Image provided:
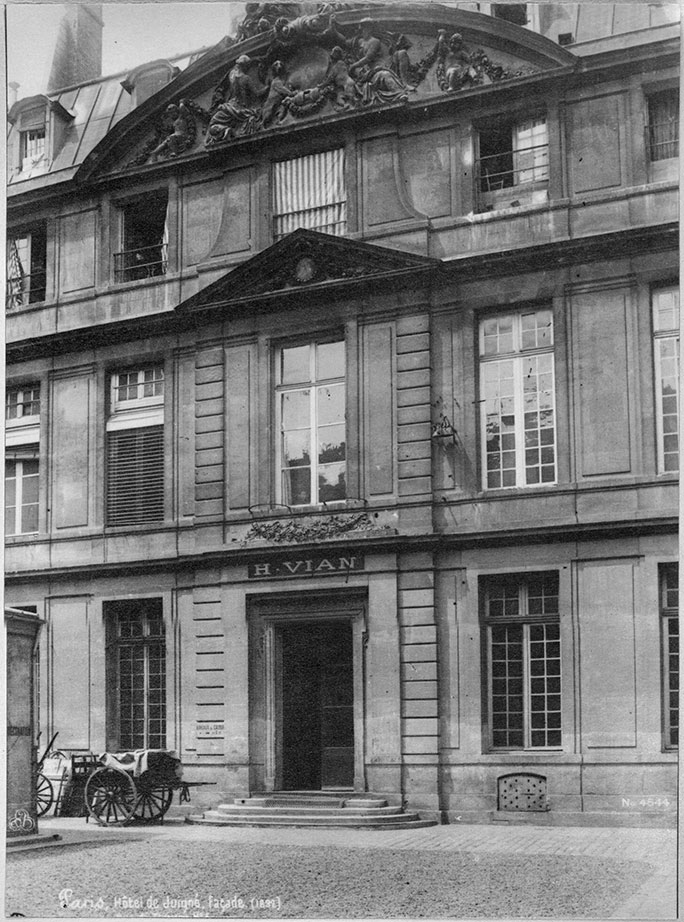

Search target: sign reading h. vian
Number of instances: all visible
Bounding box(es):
[248,553,365,579]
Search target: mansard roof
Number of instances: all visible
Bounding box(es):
[178,227,440,316]
[6,47,210,192]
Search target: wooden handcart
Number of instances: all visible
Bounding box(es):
[35,732,67,817]
[84,750,212,826]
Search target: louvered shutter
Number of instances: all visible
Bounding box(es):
[106,426,164,525]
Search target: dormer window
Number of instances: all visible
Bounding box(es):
[20,126,46,166]
[8,95,74,179]
[121,60,180,107]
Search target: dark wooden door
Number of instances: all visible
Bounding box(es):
[280,621,353,790]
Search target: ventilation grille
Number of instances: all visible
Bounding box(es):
[498,773,548,812]
[106,426,164,526]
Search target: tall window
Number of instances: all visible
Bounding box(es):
[5,452,39,536]
[477,116,548,205]
[482,572,561,750]
[653,285,679,473]
[6,225,47,308]
[106,366,164,526]
[480,308,556,489]
[114,191,169,283]
[648,90,679,161]
[105,599,166,750]
[661,565,679,748]
[5,383,41,537]
[272,149,347,240]
[276,340,346,506]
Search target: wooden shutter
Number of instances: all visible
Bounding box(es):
[106,426,164,526]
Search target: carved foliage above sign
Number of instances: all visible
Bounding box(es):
[126,8,538,167]
[243,511,395,544]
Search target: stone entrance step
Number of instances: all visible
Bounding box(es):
[186,794,437,829]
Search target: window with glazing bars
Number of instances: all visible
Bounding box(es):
[106,367,164,526]
[653,286,679,473]
[272,149,347,240]
[6,383,40,421]
[482,572,561,750]
[276,340,346,506]
[661,565,679,748]
[648,91,679,161]
[479,309,556,489]
[20,126,46,162]
[5,383,41,537]
[5,449,39,536]
[106,599,166,750]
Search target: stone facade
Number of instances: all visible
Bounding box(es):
[5,3,679,825]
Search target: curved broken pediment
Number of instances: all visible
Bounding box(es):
[77,3,577,180]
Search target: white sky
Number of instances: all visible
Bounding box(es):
[5,2,247,98]
[5,1,682,100]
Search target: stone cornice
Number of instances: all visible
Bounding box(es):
[5,221,677,364]
[5,514,677,584]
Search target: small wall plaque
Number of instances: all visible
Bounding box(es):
[196,721,224,739]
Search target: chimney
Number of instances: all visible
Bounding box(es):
[8,82,20,107]
[47,4,103,93]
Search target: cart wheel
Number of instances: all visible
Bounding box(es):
[132,784,173,823]
[84,767,137,826]
[36,773,54,817]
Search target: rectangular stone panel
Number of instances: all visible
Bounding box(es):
[567,95,622,193]
[578,559,637,748]
[572,287,632,476]
[50,598,90,749]
[60,209,96,293]
[51,374,91,528]
[365,323,395,496]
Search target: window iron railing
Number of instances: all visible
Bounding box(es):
[476,143,549,193]
[5,271,47,309]
[113,243,168,283]
[646,122,679,162]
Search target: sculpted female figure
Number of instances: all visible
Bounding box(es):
[207,55,268,142]
[350,19,408,106]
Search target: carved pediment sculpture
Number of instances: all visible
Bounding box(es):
[128,98,209,167]
[99,6,573,173]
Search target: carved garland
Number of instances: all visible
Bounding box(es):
[243,511,394,544]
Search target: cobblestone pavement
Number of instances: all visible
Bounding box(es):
[6,818,677,920]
